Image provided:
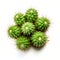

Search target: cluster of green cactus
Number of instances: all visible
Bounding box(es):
[8,8,50,51]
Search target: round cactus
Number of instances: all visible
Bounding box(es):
[35,17,50,31]
[16,36,30,50]
[8,8,50,51]
[14,13,25,26]
[25,8,38,22]
[21,22,35,35]
[31,31,47,48]
[8,25,21,38]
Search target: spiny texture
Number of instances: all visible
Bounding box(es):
[25,8,38,22]
[31,32,47,48]
[35,17,50,31]
[21,22,35,35]
[14,13,25,26]
[16,36,30,50]
[8,8,50,51]
[8,25,21,38]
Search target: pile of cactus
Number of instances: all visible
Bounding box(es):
[8,8,50,51]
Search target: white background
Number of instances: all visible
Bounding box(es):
[0,0,60,60]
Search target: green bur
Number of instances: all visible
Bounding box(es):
[16,36,30,50]
[35,17,50,32]
[8,25,21,38]
[21,22,35,35]
[31,31,47,48]
[25,8,38,22]
[14,13,25,26]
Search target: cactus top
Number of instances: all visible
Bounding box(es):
[25,8,38,22]
[14,13,25,26]
[21,22,35,35]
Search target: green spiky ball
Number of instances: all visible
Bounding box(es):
[16,36,30,50]
[35,17,50,31]
[31,31,47,48]
[21,22,35,35]
[14,13,25,26]
[8,25,21,38]
[25,8,38,22]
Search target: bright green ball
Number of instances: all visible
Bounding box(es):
[21,22,35,35]
[31,31,47,48]
[25,8,38,22]
[16,36,30,50]
[14,13,25,26]
[8,25,21,38]
[35,17,50,31]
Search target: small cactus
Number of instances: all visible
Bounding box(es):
[21,22,35,35]
[31,31,47,48]
[16,36,30,50]
[35,17,50,31]
[25,8,38,22]
[14,13,25,26]
[8,25,21,38]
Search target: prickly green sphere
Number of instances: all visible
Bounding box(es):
[21,22,35,35]
[14,13,25,26]
[16,36,30,50]
[25,8,38,22]
[8,25,21,38]
[35,17,50,31]
[31,31,47,48]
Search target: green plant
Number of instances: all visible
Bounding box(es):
[25,8,38,22]
[14,13,25,26]
[8,8,50,51]
[16,36,30,50]
[21,22,35,35]
[8,25,21,38]
[35,17,50,31]
[31,31,46,48]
